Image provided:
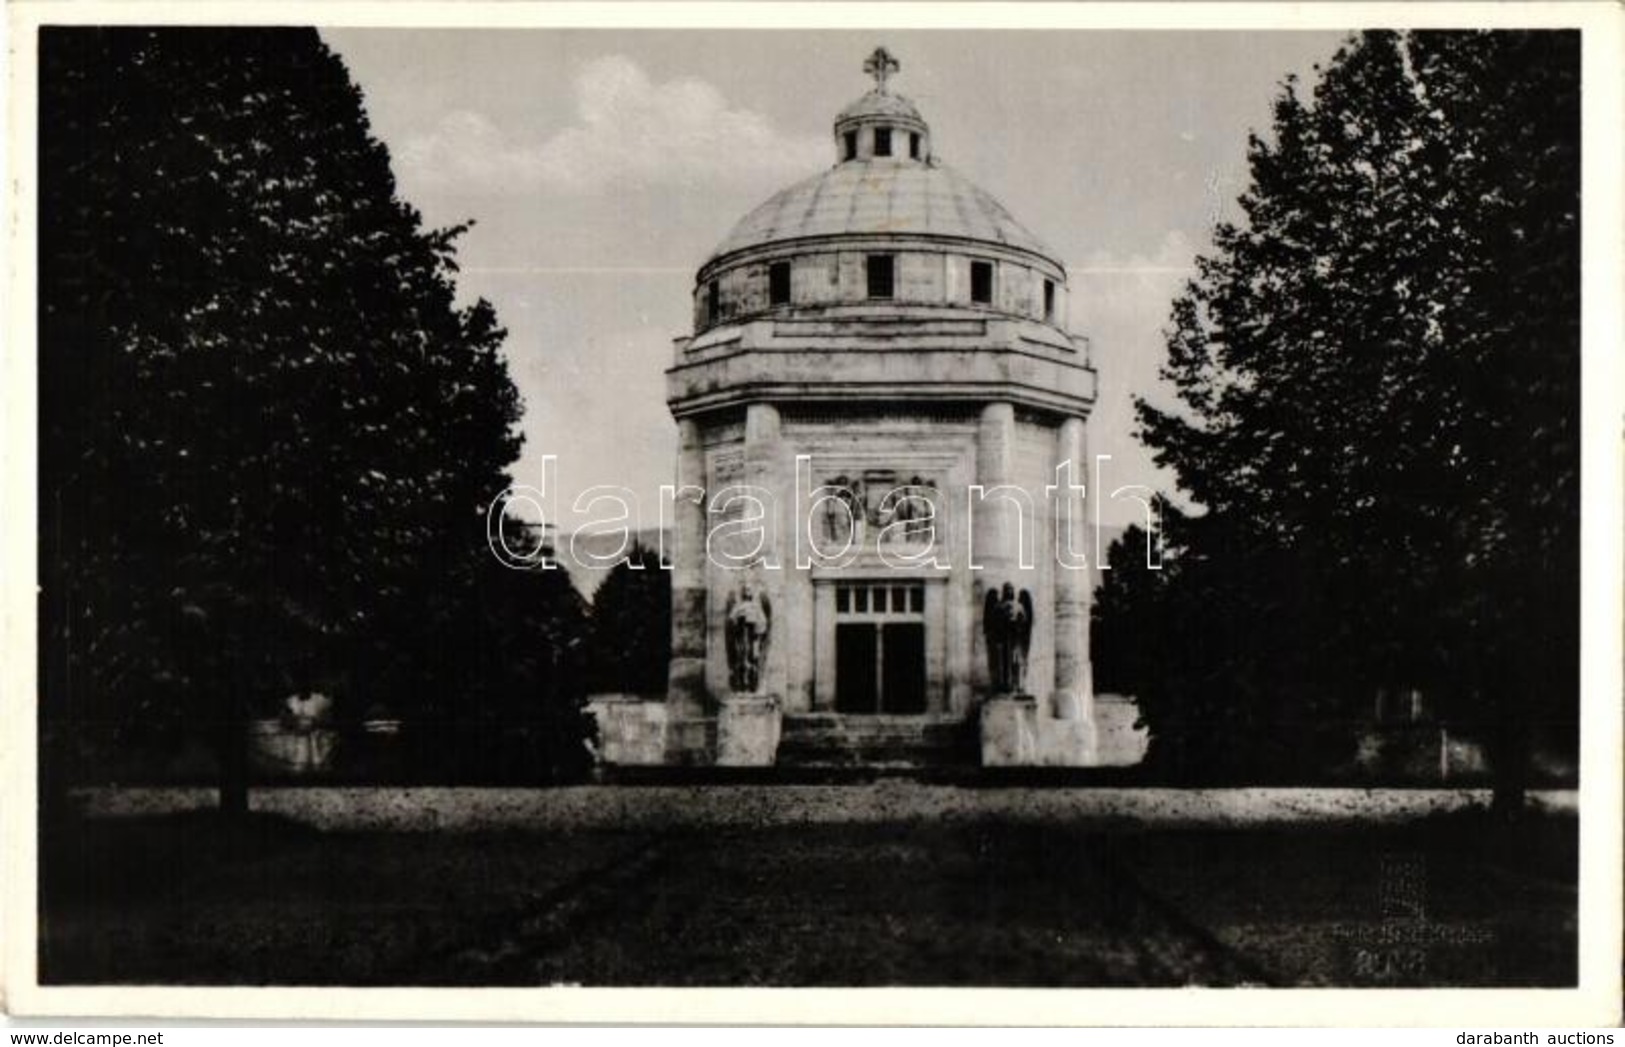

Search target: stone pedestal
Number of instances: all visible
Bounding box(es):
[980,694,1039,766]
[1034,715,1097,766]
[716,694,782,766]
[665,716,718,766]
[980,693,1106,767]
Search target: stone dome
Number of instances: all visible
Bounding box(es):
[836,87,925,124]
[707,160,1056,265]
[689,47,1072,337]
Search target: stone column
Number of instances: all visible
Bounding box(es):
[743,403,787,700]
[923,580,949,714]
[946,571,975,714]
[667,417,708,719]
[813,582,838,712]
[972,402,1017,694]
[1052,416,1094,721]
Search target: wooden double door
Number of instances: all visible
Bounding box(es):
[833,582,926,715]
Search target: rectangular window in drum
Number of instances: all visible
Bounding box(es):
[971,260,993,304]
[867,255,895,299]
[769,261,791,305]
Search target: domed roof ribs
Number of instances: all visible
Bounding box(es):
[946,167,980,247]
[764,179,796,243]
[704,165,1058,267]
[843,166,865,239]
[790,168,827,247]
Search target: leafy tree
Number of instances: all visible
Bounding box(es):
[1097,31,1579,805]
[1093,515,1353,782]
[586,544,672,696]
[37,28,585,810]
[412,520,596,784]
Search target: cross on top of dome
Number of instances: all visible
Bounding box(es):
[864,46,900,91]
[834,48,929,164]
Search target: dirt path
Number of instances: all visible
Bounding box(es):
[71,783,1578,832]
[415,822,1278,987]
[41,789,1577,987]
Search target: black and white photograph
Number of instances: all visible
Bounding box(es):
[6,1,1621,1028]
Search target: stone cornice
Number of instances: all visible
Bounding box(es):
[674,315,1090,364]
[667,344,1097,421]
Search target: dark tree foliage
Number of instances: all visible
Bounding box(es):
[585,544,672,696]
[412,521,596,784]
[1093,31,1579,803]
[38,28,591,807]
[1093,514,1355,782]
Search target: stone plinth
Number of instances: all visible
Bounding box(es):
[1050,689,1085,721]
[981,694,1115,767]
[665,716,718,766]
[716,695,782,766]
[1092,694,1150,767]
[587,696,669,766]
[980,695,1039,766]
[1033,716,1097,766]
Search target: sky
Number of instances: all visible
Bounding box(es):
[320,28,1348,529]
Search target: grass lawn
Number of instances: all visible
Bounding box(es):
[39,794,1575,987]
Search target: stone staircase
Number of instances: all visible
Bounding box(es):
[776,713,976,768]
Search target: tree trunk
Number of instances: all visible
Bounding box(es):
[1488,677,1529,819]
[217,690,249,819]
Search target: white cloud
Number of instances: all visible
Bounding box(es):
[395,55,828,195]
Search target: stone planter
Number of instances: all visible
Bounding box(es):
[248,719,339,776]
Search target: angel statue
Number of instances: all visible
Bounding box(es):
[725,582,772,694]
[983,581,1034,695]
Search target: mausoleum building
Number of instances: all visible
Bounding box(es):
[593,49,1130,768]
